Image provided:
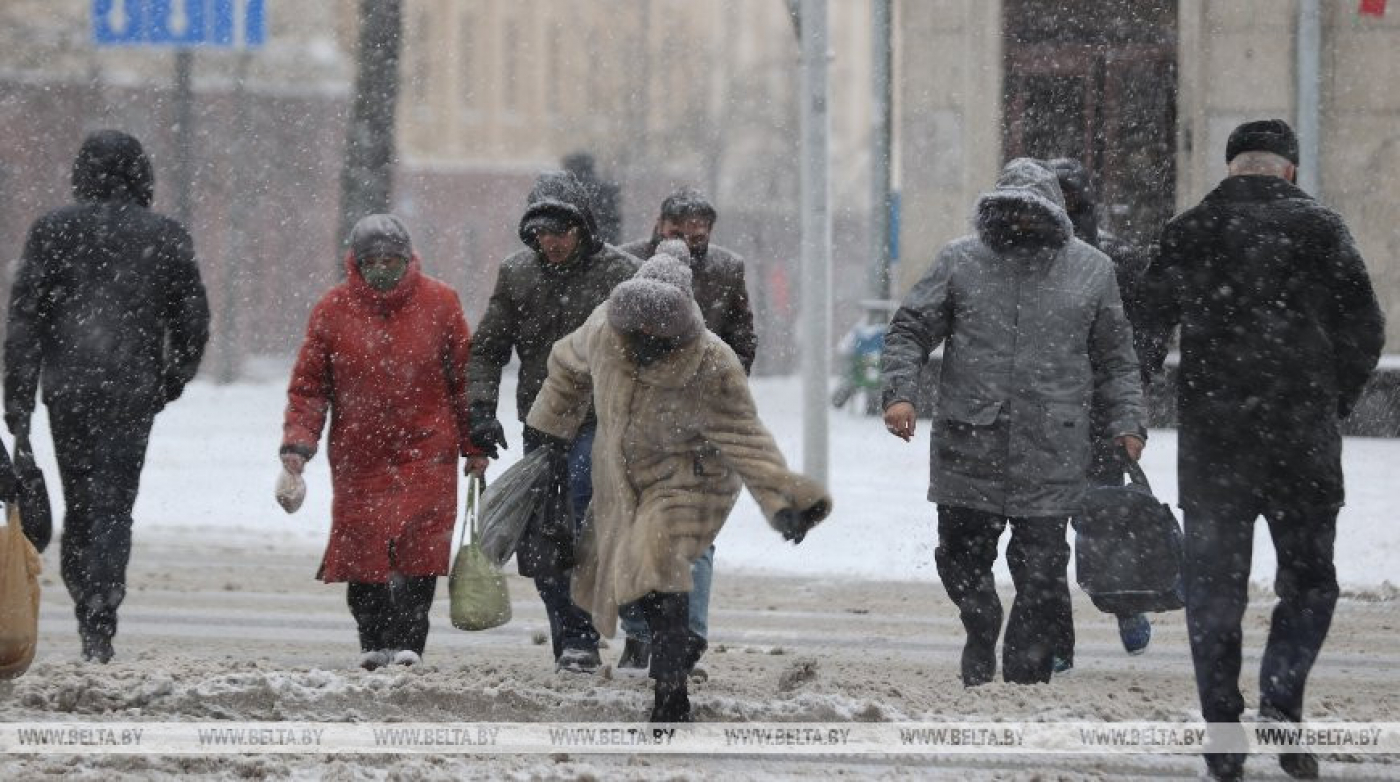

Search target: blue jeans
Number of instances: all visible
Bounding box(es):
[526,423,600,658]
[619,545,715,642]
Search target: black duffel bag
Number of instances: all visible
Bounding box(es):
[1075,453,1184,615]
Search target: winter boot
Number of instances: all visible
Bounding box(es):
[617,637,651,676]
[651,677,692,723]
[1117,613,1152,655]
[392,650,423,667]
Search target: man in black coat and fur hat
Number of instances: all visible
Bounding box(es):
[4,130,210,663]
[1137,119,1385,782]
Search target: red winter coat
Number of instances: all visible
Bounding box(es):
[282,255,479,583]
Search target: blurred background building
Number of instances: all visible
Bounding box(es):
[0,0,1395,381]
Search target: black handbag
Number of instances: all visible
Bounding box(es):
[1075,452,1184,615]
[11,436,51,553]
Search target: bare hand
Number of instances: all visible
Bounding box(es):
[281,453,307,476]
[465,455,491,477]
[1115,434,1145,462]
[884,401,916,441]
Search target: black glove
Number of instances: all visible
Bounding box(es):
[773,500,830,545]
[467,403,508,458]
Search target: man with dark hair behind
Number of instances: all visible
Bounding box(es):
[614,189,758,675]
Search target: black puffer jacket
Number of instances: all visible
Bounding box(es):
[1137,175,1385,511]
[4,130,210,428]
[467,171,639,423]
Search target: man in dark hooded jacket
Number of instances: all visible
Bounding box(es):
[4,130,210,663]
[466,170,639,673]
[1047,158,1154,663]
[881,158,1146,687]
[1137,119,1384,782]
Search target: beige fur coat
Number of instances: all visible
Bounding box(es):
[526,303,831,636]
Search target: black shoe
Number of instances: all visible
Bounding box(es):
[1205,753,1245,782]
[80,632,114,664]
[618,638,651,674]
[650,678,691,723]
[1260,705,1319,779]
[1278,752,1319,780]
[557,646,602,674]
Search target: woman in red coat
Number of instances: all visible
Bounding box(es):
[280,214,487,670]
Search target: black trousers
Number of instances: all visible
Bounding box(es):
[49,402,156,645]
[935,505,1072,685]
[1183,502,1338,723]
[346,575,438,655]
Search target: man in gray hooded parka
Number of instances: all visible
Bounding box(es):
[880,158,1146,686]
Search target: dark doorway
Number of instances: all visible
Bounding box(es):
[1002,0,1178,245]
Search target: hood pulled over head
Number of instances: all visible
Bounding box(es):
[518,170,601,257]
[350,213,413,261]
[975,158,1074,256]
[72,130,154,208]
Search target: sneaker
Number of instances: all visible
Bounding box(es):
[688,661,709,682]
[1117,613,1152,655]
[1051,655,1073,675]
[359,650,392,671]
[617,638,651,676]
[391,650,422,667]
[556,646,602,674]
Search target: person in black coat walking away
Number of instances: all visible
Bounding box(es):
[4,130,210,663]
[1137,120,1385,782]
[562,153,623,246]
[1047,158,1154,664]
[465,170,639,673]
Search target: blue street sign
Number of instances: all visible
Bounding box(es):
[93,0,266,48]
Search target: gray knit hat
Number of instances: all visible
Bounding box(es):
[350,214,413,260]
[607,252,703,342]
[655,238,693,266]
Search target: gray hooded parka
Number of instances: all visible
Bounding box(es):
[880,158,1145,517]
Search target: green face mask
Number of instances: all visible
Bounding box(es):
[359,258,407,291]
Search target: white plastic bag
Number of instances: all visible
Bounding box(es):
[275,468,306,514]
